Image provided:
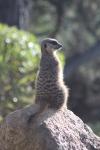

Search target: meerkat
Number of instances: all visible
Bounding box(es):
[35,38,68,111]
[28,38,69,121]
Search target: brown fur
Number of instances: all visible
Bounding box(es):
[28,38,69,122]
[35,38,69,110]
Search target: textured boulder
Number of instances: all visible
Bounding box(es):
[0,105,100,150]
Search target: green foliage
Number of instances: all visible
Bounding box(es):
[0,24,40,117]
[57,51,65,67]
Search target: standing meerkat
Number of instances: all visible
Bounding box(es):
[34,38,69,113]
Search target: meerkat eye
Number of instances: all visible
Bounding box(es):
[51,41,57,45]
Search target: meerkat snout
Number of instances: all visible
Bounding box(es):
[41,38,62,53]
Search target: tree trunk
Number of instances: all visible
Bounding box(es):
[0,0,32,29]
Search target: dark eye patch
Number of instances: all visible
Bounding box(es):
[44,43,47,48]
[50,41,57,45]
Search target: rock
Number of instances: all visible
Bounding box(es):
[0,105,100,150]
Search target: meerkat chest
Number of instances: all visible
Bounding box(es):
[36,54,63,94]
[36,69,63,95]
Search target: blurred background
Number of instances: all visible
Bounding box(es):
[0,0,100,135]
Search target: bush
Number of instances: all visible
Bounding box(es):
[0,24,40,118]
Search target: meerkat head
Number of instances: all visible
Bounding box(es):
[41,38,62,53]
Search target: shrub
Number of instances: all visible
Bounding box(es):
[0,24,40,117]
